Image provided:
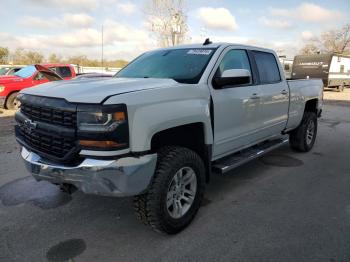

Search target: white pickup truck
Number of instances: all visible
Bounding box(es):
[15,42,323,234]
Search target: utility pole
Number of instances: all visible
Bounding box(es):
[101,24,104,72]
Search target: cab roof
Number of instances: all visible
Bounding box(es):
[153,42,276,54]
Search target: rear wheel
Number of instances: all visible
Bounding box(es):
[289,112,317,152]
[134,146,205,234]
[337,84,345,92]
[6,92,20,110]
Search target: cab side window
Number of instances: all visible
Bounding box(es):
[57,67,72,78]
[253,51,281,84]
[217,49,252,84]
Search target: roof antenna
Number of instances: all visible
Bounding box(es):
[203,38,212,45]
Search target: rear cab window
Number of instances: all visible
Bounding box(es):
[252,51,281,84]
[50,66,72,78]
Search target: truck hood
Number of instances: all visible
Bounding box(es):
[20,77,179,103]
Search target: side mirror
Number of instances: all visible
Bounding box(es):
[213,69,251,88]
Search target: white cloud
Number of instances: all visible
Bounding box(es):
[259,17,292,29]
[20,16,57,29]
[0,19,156,60]
[117,2,136,14]
[50,28,101,47]
[20,13,94,29]
[63,13,94,28]
[197,7,238,31]
[103,19,149,43]
[269,2,343,22]
[269,7,291,17]
[301,30,314,40]
[27,0,98,11]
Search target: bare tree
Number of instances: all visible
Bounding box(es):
[144,0,188,47]
[299,43,319,55]
[301,23,350,55]
[320,23,350,54]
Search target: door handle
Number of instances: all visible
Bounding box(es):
[281,90,288,95]
[250,93,260,99]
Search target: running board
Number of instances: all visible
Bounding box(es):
[212,138,289,174]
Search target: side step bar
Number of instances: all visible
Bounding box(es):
[212,138,289,174]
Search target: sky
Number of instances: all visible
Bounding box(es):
[0,0,349,61]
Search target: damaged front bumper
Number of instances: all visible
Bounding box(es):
[21,147,157,197]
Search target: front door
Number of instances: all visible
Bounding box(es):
[209,48,262,159]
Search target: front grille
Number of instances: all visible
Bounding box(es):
[18,125,76,159]
[21,103,77,128]
[16,95,78,162]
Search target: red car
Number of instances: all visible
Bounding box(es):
[0,63,76,110]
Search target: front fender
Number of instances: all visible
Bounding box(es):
[104,84,213,152]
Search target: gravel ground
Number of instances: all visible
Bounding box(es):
[0,90,350,262]
[324,88,350,102]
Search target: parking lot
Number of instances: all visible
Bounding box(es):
[0,89,350,262]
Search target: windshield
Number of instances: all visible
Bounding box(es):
[14,65,36,78]
[0,67,10,75]
[115,48,216,84]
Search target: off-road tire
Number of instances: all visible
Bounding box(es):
[6,92,20,110]
[289,112,317,152]
[134,146,206,234]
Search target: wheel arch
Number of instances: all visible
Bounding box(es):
[150,123,212,182]
[304,98,319,114]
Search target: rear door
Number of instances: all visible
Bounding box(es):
[209,48,262,159]
[252,51,289,138]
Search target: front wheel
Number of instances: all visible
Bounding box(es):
[6,92,20,110]
[134,146,206,234]
[289,112,317,152]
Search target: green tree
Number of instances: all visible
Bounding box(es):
[66,55,88,66]
[12,48,25,64]
[48,53,62,63]
[0,47,9,64]
[24,51,44,64]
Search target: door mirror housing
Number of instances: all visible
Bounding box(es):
[213,69,251,88]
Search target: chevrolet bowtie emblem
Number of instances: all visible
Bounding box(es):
[23,119,37,134]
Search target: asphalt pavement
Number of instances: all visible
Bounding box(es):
[0,92,350,262]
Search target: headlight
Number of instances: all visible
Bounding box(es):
[77,104,129,150]
[78,111,126,132]
[0,85,5,92]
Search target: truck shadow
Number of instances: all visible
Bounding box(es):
[0,145,307,261]
[204,145,302,204]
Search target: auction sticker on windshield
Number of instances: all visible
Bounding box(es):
[187,49,213,55]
